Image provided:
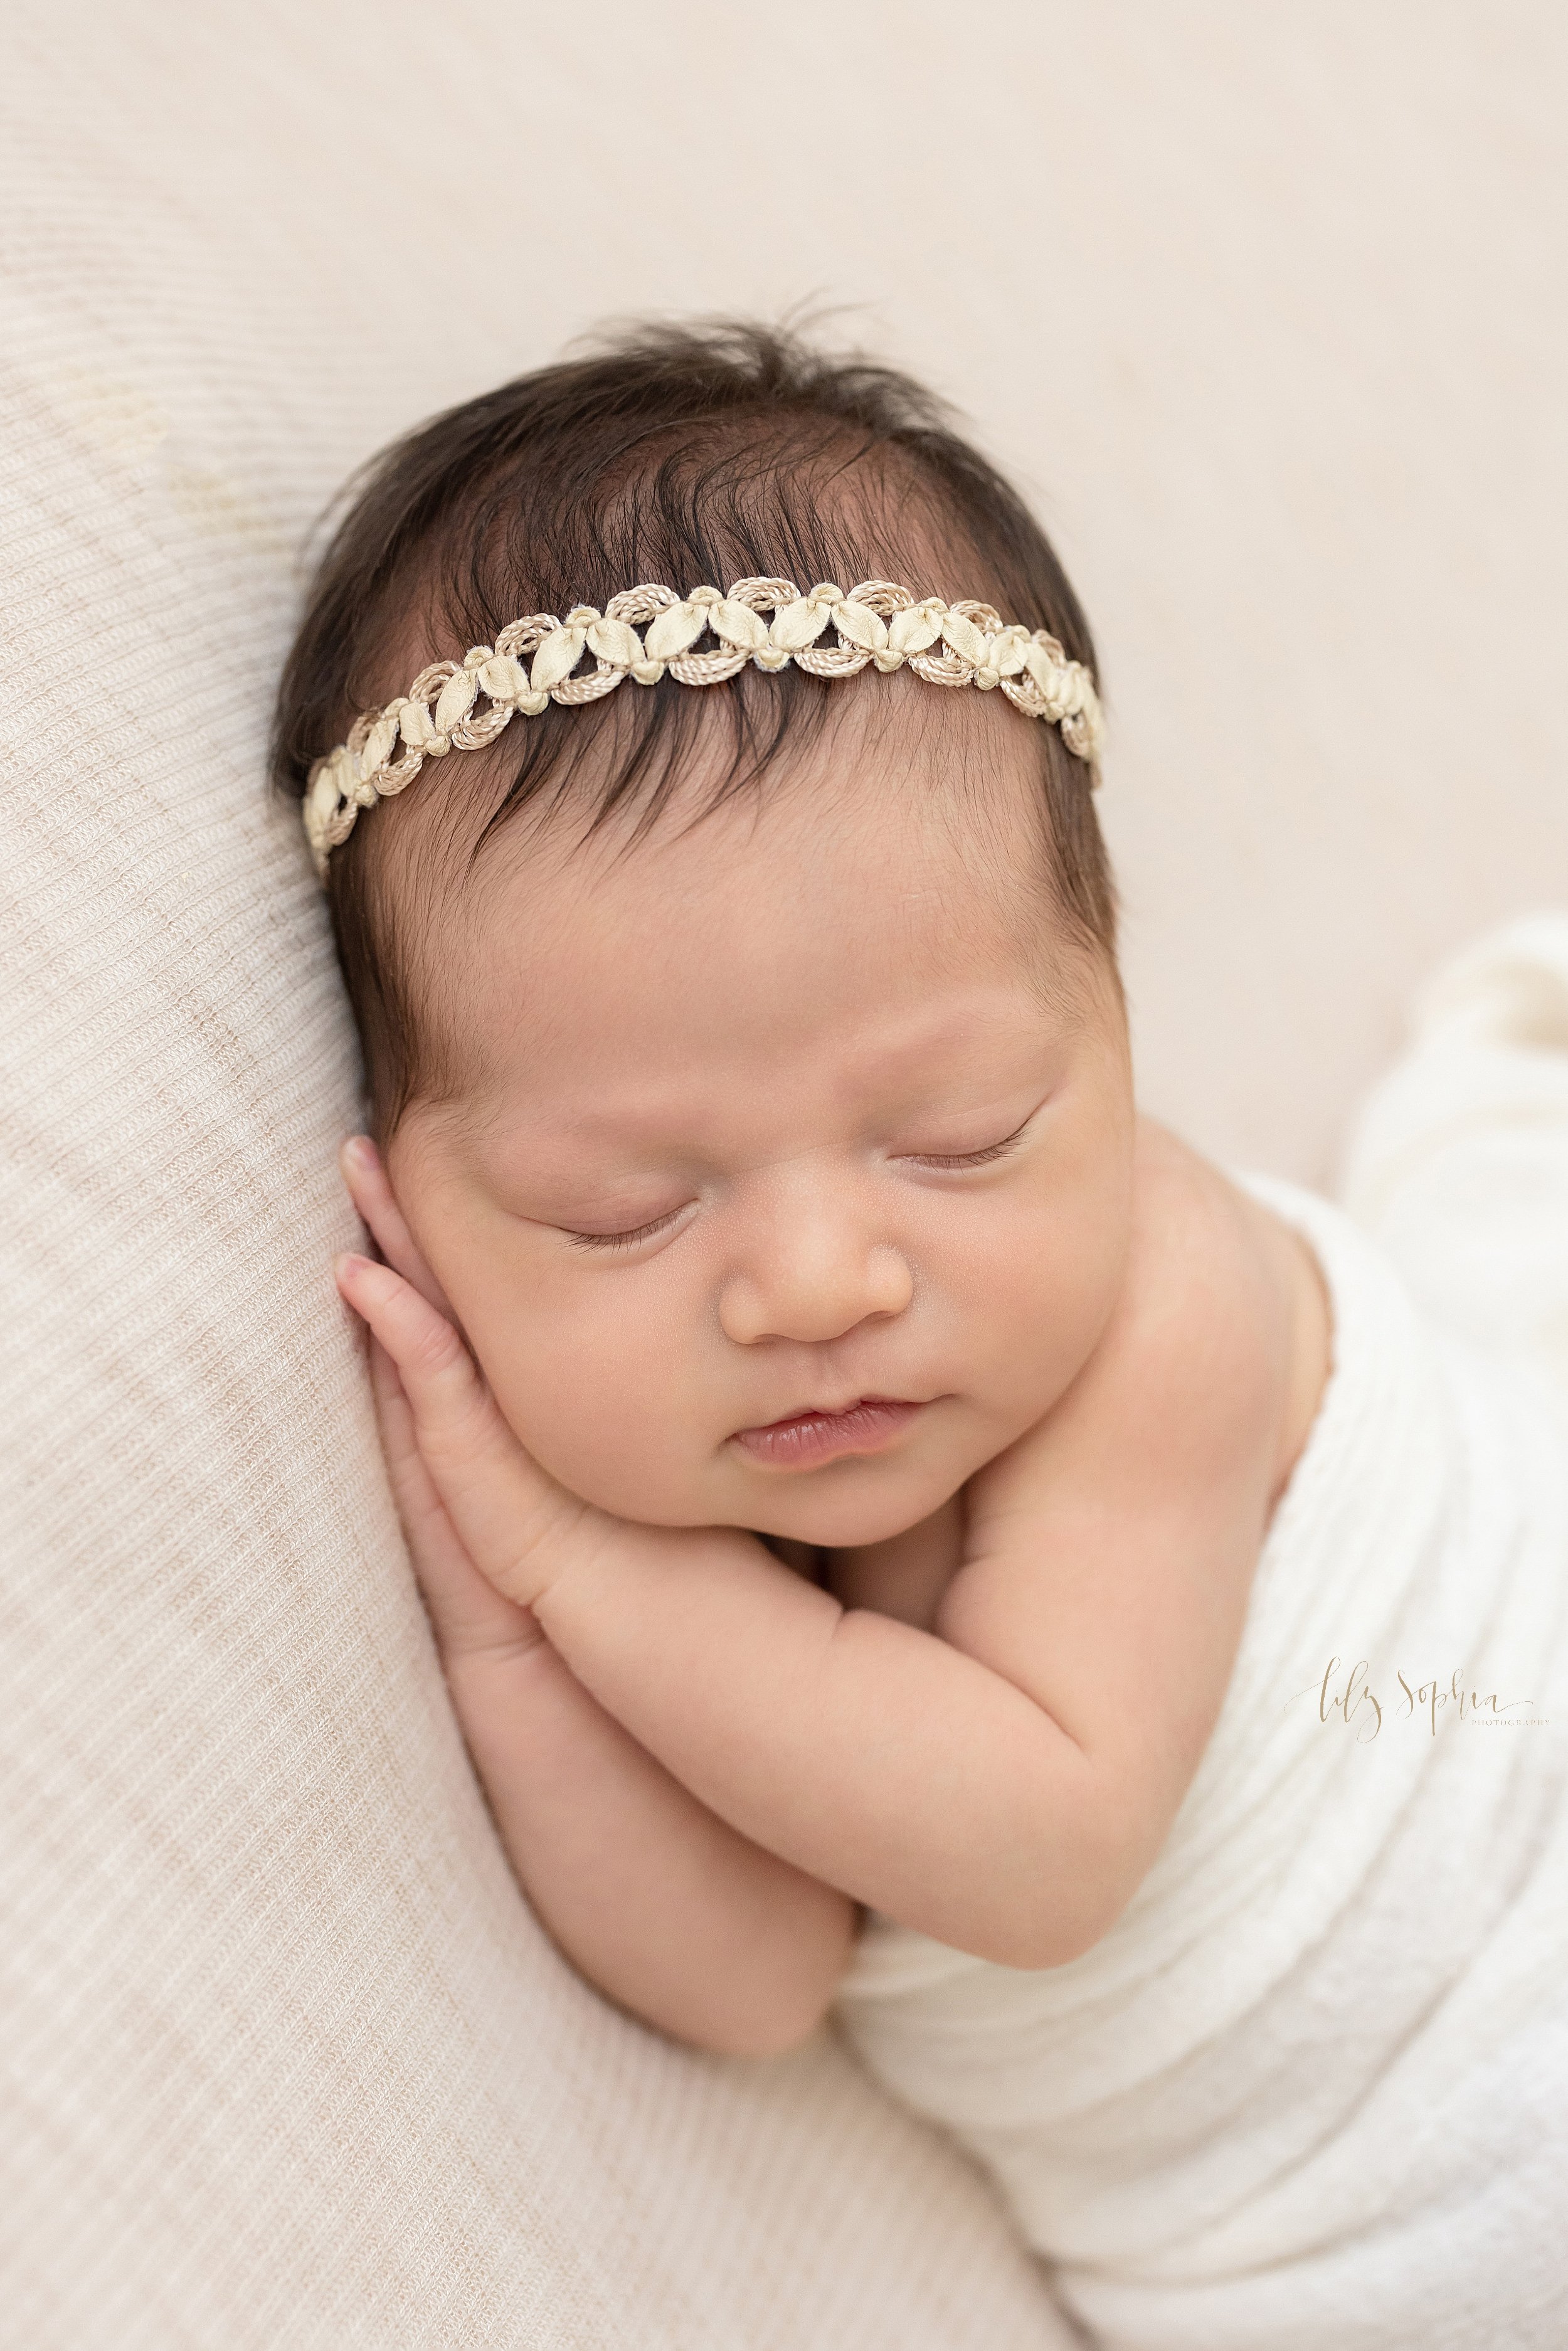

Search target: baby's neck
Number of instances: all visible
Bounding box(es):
[822,1489,968,1629]
[760,1492,967,1630]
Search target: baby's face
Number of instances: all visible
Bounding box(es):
[386,706,1135,1549]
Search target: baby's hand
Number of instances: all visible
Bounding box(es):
[336,1137,658,1632]
[337,1138,858,2058]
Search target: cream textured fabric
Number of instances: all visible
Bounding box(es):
[4,7,1564,2347]
[1340,914,1568,1401]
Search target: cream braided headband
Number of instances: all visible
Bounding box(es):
[303,575,1104,877]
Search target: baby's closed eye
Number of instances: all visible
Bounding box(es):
[564,1206,693,1254]
[891,1112,1036,1170]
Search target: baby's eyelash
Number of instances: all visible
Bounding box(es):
[900,1122,1032,1171]
[565,1207,685,1253]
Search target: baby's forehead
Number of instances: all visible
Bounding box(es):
[373,676,1079,1127]
[462,671,1042,876]
[452,692,1053,971]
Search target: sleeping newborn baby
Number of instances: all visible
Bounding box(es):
[277,322,1568,2349]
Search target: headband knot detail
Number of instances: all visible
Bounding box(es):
[303,575,1104,877]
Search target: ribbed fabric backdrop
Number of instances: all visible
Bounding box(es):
[1,6,1562,2346]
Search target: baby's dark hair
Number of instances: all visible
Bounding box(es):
[272,317,1117,1134]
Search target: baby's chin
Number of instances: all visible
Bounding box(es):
[726,1466,963,1554]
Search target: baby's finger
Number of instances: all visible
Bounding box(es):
[339,1135,453,1316]
[368,1331,454,1542]
[337,1251,588,1605]
[368,1337,544,1660]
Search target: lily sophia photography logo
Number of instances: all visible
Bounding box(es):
[1289,1657,1552,1743]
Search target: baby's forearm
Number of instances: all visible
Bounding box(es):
[445,1634,856,2055]
[531,1530,1121,1967]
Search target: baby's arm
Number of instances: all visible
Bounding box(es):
[941,1132,1305,1901]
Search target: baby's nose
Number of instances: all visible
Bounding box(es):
[717,1196,914,1347]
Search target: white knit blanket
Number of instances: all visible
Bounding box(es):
[834,913,1568,2350]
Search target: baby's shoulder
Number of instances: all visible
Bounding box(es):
[1125,1115,1284,1336]
[1124,1118,1330,1504]
[1116,1117,1321,1462]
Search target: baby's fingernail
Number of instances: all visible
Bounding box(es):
[341,1135,377,1170]
[334,1251,373,1283]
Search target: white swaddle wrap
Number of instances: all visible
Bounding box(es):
[834,914,1568,2351]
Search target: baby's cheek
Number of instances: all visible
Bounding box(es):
[475,1289,709,1523]
[955,1186,1128,1418]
